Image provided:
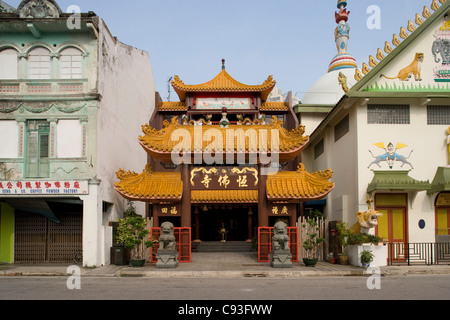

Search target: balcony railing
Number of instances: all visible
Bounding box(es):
[0,79,89,96]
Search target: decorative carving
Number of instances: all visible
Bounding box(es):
[158,222,176,251]
[380,53,424,81]
[349,197,382,235]
[270,221,292,268]
[156,222,178,269]
[17,0,62,19]
[338,72,349,93]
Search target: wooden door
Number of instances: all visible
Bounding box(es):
[436,208,450,236]
[375,194,408,243]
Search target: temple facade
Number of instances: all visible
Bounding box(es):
[115,61,335,242]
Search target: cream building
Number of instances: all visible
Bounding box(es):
[301,0,450,254]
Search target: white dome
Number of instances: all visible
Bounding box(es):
[301,68,356,105]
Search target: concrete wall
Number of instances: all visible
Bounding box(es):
[81,18,156,266]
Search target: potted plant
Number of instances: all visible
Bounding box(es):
[116,202,154,267]
[336,222,350,265]
[302,211,325,267]
[360,250,375,268]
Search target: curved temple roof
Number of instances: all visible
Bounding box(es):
[266,164,335,202]
[138,116,310,163]
[171,69,277,102]
[115,165,183,203]
[115,164,334,204]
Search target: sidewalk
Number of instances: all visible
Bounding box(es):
[1,252,449,278]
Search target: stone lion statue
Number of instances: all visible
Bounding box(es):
[272,221,290,251]
[158,222,176,251]
[349,209,382,235]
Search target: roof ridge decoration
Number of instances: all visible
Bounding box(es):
[329,0,358,73]
[353,0,448,82]
[170,62,276,101]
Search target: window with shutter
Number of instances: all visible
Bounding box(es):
[26,120,50,178]
[0,49,19,79]
[60,48,83,79]
[28,48,51,79]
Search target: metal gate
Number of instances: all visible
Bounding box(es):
[258,227,299,262]
[388,242,450,266]
[14,213,83,264]
[150,227,191,263]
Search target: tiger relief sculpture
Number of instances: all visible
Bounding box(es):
[349,209,382,235]
[380,53,424,81]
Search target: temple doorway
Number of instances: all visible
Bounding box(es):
[196,206,256,242]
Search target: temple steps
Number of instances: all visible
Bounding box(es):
[191,241,254,253]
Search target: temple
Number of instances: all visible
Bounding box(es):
[115,61,335,242]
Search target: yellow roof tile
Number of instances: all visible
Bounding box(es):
[139,116,309,163]
[159,102,188,111]
[266,164,335,201]
[171,69,276,101]
[114,164,183,203]
[260,102,290,111]
[191,190,258,204]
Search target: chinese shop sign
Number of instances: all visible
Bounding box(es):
[270,204,295,217]
[0,180,89,195]
[155,204,181,217]
[190,167,258,190]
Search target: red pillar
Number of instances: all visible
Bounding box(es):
[258,165,269,227]
[181,164,192,228]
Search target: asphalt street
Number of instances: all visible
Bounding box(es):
[1,275,449,301]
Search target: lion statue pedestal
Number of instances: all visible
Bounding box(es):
[270,222,292,269]
[156,222,179,269]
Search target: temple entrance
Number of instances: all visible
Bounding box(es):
[197,206,255,242]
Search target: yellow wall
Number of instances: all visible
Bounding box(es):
[0,203,14,264]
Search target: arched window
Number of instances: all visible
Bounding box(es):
[60,48,83,79]
[28,47,51,79]
[0,49,19,79]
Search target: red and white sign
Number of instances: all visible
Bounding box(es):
[0,180,89,195]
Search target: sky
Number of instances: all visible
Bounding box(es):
[5,0,434,101]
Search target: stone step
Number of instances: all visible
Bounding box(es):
[192,241,254,253]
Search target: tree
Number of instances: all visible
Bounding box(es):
[115,202,154,260]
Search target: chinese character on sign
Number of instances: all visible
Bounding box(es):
[272,207,279,215]
[201,175,212,189]
[74,182,80,189]
[6,182,13,189]
[45,182,52,188]
[170,207,178,215]
[64,182,71,188]
[281,206,289,215]
[16,182,22,189]
[55,182,61,188]
[237,175,248,188]
[35,182,41,189]
[218,175,230,189]
[161,207,168,214]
